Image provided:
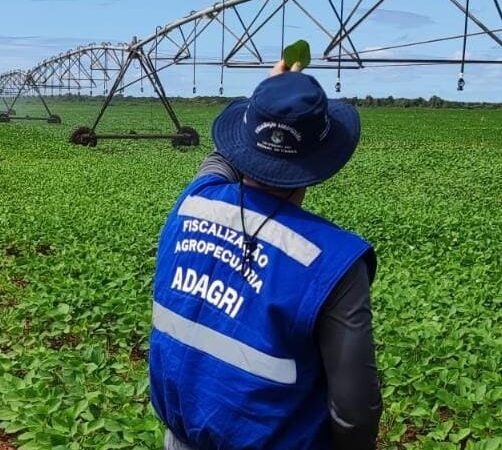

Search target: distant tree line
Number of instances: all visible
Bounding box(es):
[340,95,502,109]
[8,93,502,109]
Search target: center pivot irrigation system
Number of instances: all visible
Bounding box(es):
[0,0,501,148]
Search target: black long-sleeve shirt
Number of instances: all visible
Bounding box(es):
[166,152,382,450]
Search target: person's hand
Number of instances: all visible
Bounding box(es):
[269,59,302,77]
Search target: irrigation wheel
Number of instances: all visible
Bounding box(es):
[172,126,200,147]
[47,114,62,124]
[0,113,11,123]
[70,127,98,147]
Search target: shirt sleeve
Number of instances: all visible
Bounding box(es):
[317,257,383,450]
[195,151,241,182]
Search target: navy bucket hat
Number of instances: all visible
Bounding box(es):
[212,71,361,189]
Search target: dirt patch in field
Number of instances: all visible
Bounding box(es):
[35,243,55,256]
[438,406,450,422]
[0,343,12,353]
[378,422,420,450]
[4,245,21,257]
[402,423,419,443]
[47,334,81,350]
[23,318,32,336]
[0,429,17,450]
[130,334,147,363]
[130,342,147,362]
[14,369,27,378]
[106,335,119,356]
[10,277,28,289]
[0,297,18,309]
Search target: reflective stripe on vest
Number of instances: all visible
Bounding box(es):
[164,431,194,450]
[178,195,321,267]
[153,301,297,384]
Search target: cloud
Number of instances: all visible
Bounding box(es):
[358,9,435,29]
[30,0,120,4]
[0,35,114,73]
[0,36,41,41]
[394,34,410,43]
[0,35,113,50]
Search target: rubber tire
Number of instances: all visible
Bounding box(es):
[0,113,10,123]
[47,114,62,124]
[69,126,98,147]
[172,126,200,147]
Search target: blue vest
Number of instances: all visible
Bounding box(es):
[150,175,375,450]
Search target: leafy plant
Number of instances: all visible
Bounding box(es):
[0,99,500,449]
[283,40,311,70]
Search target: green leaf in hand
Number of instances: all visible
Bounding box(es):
[283,40,311,70]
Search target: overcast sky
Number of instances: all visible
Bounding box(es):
[1,0,501,101]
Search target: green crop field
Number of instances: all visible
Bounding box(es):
[0,100,501,450]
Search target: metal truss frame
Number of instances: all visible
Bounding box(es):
[0,71,62,123]
[0,0,500,146]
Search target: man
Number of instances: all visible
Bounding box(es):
[150,61,382,450]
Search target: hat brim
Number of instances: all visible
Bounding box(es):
[212,98,361,189]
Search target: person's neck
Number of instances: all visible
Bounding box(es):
[243,178,306,207]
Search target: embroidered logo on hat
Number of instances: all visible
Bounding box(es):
[212,71,362,188]
[271,130,285,145]
[254,121,303,155]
